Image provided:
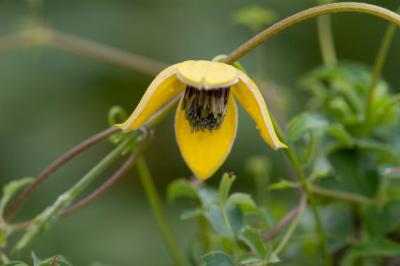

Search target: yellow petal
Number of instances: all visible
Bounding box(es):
[176,60,238,89]
[175,95,238,180]
[232,71,287,149]
[116,64,185,131]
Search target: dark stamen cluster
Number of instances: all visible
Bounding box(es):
[182,85,230,132]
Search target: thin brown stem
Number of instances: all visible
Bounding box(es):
[9,145,144,231]
[61,151,138,217]
[224,2,400,64]
[46,29,167,76]
[262,191,307,242]
[4,127,120,220]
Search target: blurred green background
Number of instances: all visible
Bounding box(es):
[0,0,399,265]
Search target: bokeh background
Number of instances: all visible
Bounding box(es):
[0,0,399,265]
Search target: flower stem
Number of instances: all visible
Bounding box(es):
[46,29,167,76]
[224,2,400,64]
[13,139,131,253]
[262,192,307,242]
[274,192,307,254]
[272,118,332,266]
[136,157,186,266]
[310,185,372,205]
[317,15,337,66]
[365,6,399,129]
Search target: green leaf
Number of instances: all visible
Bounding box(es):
[180,208,203,220]
[239,226,267,259]
[227,193,258,213]
[355,139,400,164]
[364,200,400,239]
[167,178,198,202]
[204,205,244,237]
[37,255,72,266]
[238,256,264,265]
[341,239,400,266]
[32,252,41,266]
[0,177,34,213]
[201,251,234,266]
[268,180,296,191]
[326,124,354,148]
[286,113,328,142]
[219,173,236,204]
[268,253,280,263]
[227,205,245,236]
[4,262,29,266]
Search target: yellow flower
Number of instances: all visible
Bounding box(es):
[116,60,287,180]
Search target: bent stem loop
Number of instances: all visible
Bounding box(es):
[13,138,132,253]
[136,157,186,266]
[4,127,120,221]
[224,2,400,64]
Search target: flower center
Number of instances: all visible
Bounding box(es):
[181,85,230,132]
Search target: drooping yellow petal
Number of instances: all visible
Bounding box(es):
[176,60,238,89]
[116,64,185,131]
[232,71,287,149]
[175,95,238,180]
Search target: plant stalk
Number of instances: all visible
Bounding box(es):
[13,139,131,252]
[224,2,400,64]
[136,157,186,266]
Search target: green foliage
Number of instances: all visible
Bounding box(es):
[5,253,72,266]
[0,177,34,214]
[232,5,278,32]
[168,174,280,265]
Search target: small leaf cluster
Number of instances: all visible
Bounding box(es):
[168,173,279,266]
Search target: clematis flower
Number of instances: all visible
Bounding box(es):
[116,60,286,180]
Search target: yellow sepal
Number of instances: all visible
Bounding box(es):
[232,71,287,149]
[116,64,185,131]
[175,95,238,180]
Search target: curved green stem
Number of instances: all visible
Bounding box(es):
[13,138,131,252]
[311,185,372,205]
[317,15,337,66]
[224,2,400,64]
[272,118,332,266]
[274,192,307,254]
[136,157,186,266]
[365,6,400,129]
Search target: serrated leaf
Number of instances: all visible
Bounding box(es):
[219,173,235,204]
[201,251,234,266]
[227,193,258,213]
[239,226,267,259]
[0,177,34,213]
[286,113,328,142]
[167,178,198,202]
